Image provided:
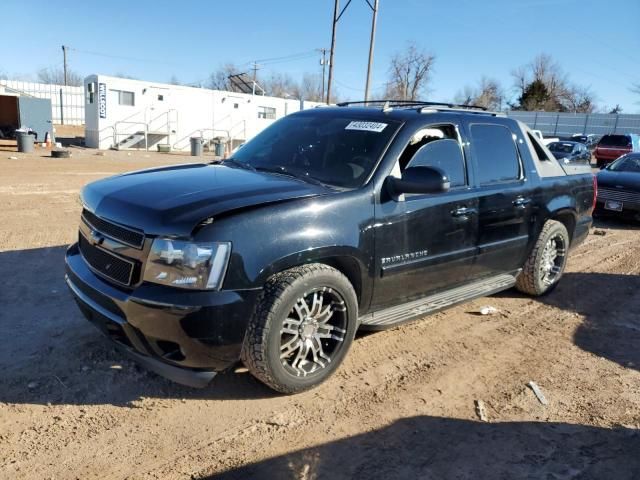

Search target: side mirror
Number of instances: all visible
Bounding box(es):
[387,166,450,195]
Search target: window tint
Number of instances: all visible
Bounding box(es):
[406,139,466,187]
[599,135,631,147]
[230,114,401,188]
[470,124,520,184]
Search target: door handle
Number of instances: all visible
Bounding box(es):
[513,197,531,208]
[452,206,477,217]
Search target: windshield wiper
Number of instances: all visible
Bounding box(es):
[255,165,325,186]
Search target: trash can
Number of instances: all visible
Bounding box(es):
[214,142,225,157]
[190,137,203,156]
[16,132,35,153]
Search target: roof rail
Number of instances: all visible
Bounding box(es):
[336,99,488,111]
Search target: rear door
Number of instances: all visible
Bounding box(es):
[462,121,534,279]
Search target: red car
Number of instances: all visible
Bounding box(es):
[594,134,640,168]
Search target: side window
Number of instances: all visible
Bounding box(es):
[470,124,521,185]
[398,125,466,188]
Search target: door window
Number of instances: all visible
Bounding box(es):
[470,124,521,184]
[398,125,467,187]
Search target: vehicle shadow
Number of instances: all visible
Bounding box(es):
[0,245,278,406]
[493,269,640,372]
[544,271,640,372]
[203,415,640,480]
[592,216,640,230]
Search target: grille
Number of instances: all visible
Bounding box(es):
[79,234,136,286]
[82,209,144,249]
[598,188,640,206]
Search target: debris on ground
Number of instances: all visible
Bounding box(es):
[593,229,607,236]
[480,306,499,316]
[475,400,488,422]
[8,156,18,160]
[527,381,549,405]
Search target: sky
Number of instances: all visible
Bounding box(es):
[2,0,639,112]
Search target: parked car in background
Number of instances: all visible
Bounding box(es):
[595,153,640,221]
[548,141,592,164]
[594,134,640,168]
[531,129,559,146]
[571,134,599,150]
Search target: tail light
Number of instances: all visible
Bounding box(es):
[592,174,598,211]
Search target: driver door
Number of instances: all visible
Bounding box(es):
[371,123,478,310]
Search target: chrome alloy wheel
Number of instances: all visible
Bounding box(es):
[279,287,347,377]
[539,234,566,286]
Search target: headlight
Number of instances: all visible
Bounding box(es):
[143,239,231,290]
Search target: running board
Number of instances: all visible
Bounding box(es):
[359,273,517,330]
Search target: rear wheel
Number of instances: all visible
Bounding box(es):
[241,264,358,394]
[516,220,570,296]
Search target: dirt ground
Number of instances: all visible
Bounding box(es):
[0,146,639,480]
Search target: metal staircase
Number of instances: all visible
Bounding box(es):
[112,109,178,151]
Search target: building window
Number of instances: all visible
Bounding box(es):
[113,90,135,106]
[258,106,276,119]
[157,94,164,101]
[233,103,239,109]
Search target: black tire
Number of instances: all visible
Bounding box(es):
[516,220,570,296]
[241,264,358,394]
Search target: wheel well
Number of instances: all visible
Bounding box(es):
[318,256,363,307]
[551,211,576,242]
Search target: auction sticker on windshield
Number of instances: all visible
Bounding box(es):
[345,121,388,133]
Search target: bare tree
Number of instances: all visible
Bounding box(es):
[262,72,298,98]
[455,77,504,110]
[298,73,324,102]
[37,67,83,86]
[207,63,244,91]
[383,42,435,100]
[510,53,595,112]
[114,72,138,80]
[561,84,597,113]
[168,75,181,85]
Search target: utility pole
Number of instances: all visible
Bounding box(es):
[251,61,260,95]
[364,0,379,103]
[318,48,328,102]
[62,45,68,86]
[326,0,339,104]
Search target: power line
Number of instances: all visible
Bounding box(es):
[67,46,173,65]
[254,50,318,65]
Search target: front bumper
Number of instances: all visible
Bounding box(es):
[595,199,640,218]
[65,243,261,387]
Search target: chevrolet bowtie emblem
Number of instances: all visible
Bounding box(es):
[90,230,104,245]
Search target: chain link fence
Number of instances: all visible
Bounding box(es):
[0,80,84,125]
[506,111,640,137]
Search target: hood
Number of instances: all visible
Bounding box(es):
[597,169,640,191]
[81,163,330,237]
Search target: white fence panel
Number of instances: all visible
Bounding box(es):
[0,80,84,125]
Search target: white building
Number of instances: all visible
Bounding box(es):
[84,75,322,152]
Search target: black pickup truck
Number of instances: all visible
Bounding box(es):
[65,101,595,393]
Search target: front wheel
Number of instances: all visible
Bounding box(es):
[516,220,570,296]
[241,264,358,394]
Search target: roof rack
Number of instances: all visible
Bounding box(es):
[336,99,488,111]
